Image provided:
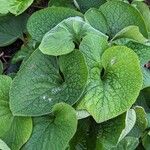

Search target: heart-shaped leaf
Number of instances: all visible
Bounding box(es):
[27,7,83,42]
[77,37,142,123]
[99,1,148,38]
[39,17,107,56]
[10,49,88,116]
[0,75,32,150]
[22,103,77,150]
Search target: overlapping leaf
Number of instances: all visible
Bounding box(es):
[10,49,88,116]
[0,75,32,150]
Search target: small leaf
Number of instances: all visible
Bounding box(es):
[22,103,77,150]
[0,14,28,47]
[125,41,150,89]
[0,60,3,74]
[75,0,106,13]
[10,49,88,116]
[84,8,108,34]
[0,75,32,150]
[9,0,34,15]
[99,1,148,38]
[39,17,107,56]
[27,7,83,42]
[142,131,150,150]
[111,136,139,150]
[112,26,148,43]
[0,139,10,150]
[77,37,142,123]
[96,110,136,150]
[128,106,148,138]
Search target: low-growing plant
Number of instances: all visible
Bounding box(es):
[0,0,150,150]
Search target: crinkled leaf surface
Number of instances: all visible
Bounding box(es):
[27,7,82,42]
[0,75,32,150]
[10,49,88,116]
[99,1,148,38]
[112,26,148,43]
[0,14,28,47]
[77,41,142,122]
[96,109,136,150]
[0,139,10,150]
[39,17,107,56]
[125,41,150,89]
[84,8,108,34]
[22,103,77,150]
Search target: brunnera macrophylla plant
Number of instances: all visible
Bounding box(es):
[0,0,150,150]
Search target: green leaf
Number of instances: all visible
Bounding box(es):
[22,103,77,150]
[128,106,148,138]
[99,1,148,38]
[77,40,142,123]
[84,8,108,34]
[132,1,150,37]
[0,0,33,15]
[10,49,88,116]
[75,0,106,13]
[69,118,90,150]
[0,0,10,14]
[112,26,148,43]
[0,60,3,74]
[0,139,10,150]
[48,0,75,8]
[96,110,136,150]
[111,136,139,150]
[142,131,150,150]
[27,7,83,42]
[9,0,34,15]
[125,41,150,89]
[39,17,107,56]
[0,75,32,150]
[0,14,28,47]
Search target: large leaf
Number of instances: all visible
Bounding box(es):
[99,1,148,38]
[0,0,10,14]
[10,49,88,116]
[39,17,107,56]
[27,7,83,42]
[0,139,10,150]
[77,41,143,123]
[0,14,27,47]
[96,109,136,150]
[125,41,150,89]
[22,103,77,150]
[0,75,32,150]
